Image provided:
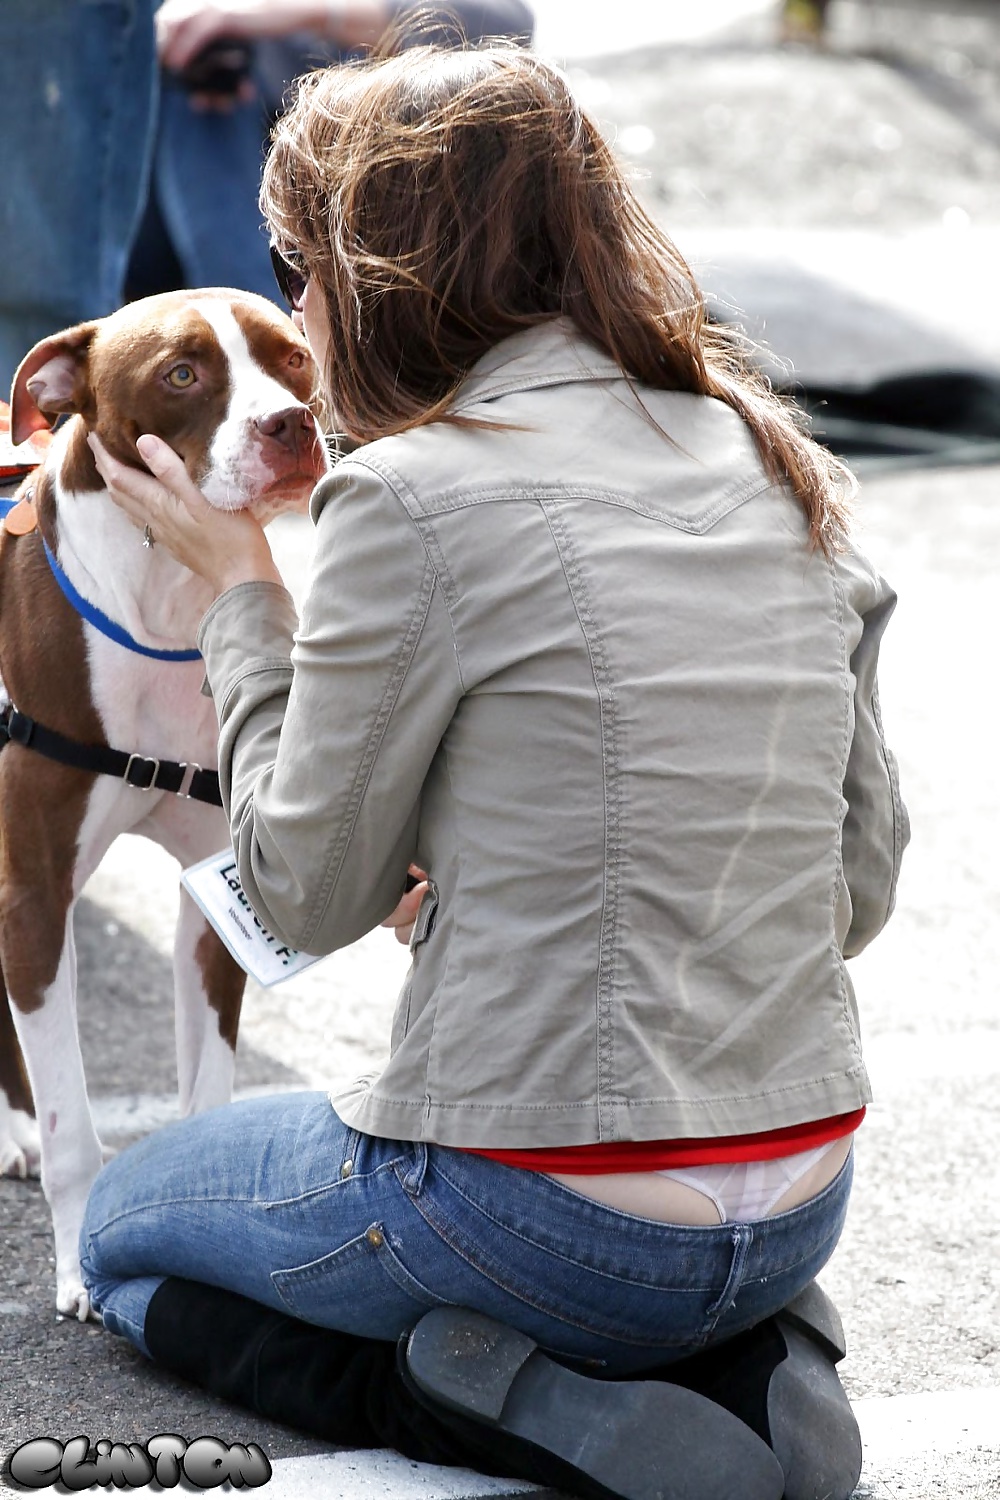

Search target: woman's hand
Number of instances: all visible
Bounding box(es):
[381,865,428,947]
[88,432,284,597]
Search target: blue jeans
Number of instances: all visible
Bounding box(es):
[0,0,159,389]
[81,1092,853,1376]
[146,80,278,304]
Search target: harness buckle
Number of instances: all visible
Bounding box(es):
[177,761,201,798]
[6,707,35,747]
[124,752,161,791]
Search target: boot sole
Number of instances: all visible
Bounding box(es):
[768,1323,863,1500]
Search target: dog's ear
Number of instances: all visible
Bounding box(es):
[9,323,99,446]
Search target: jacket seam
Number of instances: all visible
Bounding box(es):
[826,555,861,1061]
[871,680,905,922]
[411,524,468,694]
[218,659,293,715]
[448,363,623,409]
[348,455,770,532]
[536,500,622,1140]
[343,1064,870,1115]
[421,758,458,1118]
[296,541,444,950]
[358,460,469,694]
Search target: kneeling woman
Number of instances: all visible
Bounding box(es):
[85,40,907,1500]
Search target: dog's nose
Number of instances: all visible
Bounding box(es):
[254,406,316,451]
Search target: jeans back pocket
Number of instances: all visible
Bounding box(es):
[271,1222,445,1339]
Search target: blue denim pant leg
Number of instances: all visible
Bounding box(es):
[154,82,280,304]
[0,0,158,389]
[79,1091,441,1354]
[81,1090,853,1375]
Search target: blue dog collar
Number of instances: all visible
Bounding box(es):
[42,541,203,662]
[0,495,202,662]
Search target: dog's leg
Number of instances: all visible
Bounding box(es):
[0,966,41,1179]
[7,910,104,1320]
[134,800,248,1118]
[174,887,247,1117]
[0,755,111,1317]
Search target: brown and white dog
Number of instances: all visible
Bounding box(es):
[0,289,329,1319]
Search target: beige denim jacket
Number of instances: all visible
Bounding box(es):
[198,319,908,1148]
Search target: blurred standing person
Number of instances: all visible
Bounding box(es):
[0,1,532,394]
[0,0,159,392]
[127,0,535,301]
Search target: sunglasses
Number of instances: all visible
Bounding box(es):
[269,243,309,311]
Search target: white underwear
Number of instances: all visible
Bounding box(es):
[657,1142,838,1223]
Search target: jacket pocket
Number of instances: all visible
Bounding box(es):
[270,1223,444,1338]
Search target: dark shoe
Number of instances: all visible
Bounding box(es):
[667,1283,862,1500]
[404,1307,785,1500]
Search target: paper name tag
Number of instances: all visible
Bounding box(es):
[181,849,322,988]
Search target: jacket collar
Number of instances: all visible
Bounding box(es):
[449,318,625,411]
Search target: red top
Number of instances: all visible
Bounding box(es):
[459,1108,865,1174]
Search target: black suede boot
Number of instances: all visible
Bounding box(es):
[663,1283,863,1500]
[142,1278,506,1470]
[143,1282,785,1499]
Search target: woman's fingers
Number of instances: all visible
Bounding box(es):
[381,869,429,947]
[90,432,209,526]
[134,433,211,515]
[88,433,176,532]
[88,432,281,593]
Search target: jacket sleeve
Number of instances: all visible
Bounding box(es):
[197,461,463,954]
[840,570,910,957]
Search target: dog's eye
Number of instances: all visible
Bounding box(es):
[288,351,307,370]
[166,364,197,389]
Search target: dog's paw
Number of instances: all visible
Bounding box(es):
[55,1274,92,1324]
[0,1104,42,1179]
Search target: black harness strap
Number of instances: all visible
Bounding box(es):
[0,704,223,807]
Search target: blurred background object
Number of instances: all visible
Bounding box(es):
[4,0,997,463]
[779,0,833,45]
[0,0,159,392]
[126,0,535,304]
[0,0,534,393]
[529,0,1000,469]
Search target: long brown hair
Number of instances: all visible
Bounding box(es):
[261,45,852,550]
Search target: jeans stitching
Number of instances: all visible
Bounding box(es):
[425,1161,720,1290]
[699,1225,754,1344]
[269,1224,444,1321]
